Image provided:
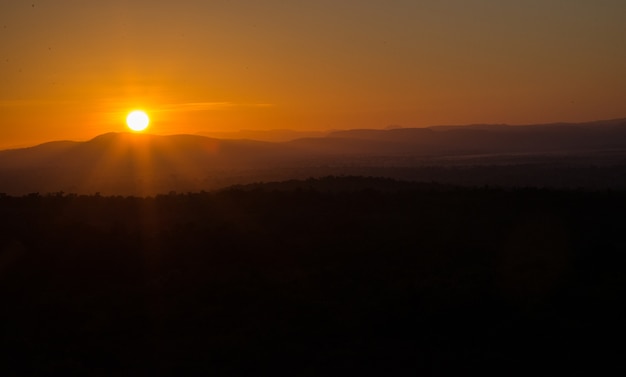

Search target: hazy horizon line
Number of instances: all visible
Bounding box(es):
[2,116,626,152]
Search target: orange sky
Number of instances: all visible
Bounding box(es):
[1,1,625,148]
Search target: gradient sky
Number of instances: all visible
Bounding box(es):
[1,0,625,148]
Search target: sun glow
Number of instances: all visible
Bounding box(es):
[126,110,150,132]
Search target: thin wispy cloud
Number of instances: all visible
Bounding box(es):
[157,102,274,112]
[0,99,274,111]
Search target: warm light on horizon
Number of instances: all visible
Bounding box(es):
[126,111,150,132]
[1,1,625,149]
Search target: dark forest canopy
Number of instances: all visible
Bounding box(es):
[1,177,625,375]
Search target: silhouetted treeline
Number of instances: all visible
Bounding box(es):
[1,177,625,376]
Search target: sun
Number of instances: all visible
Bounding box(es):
[126,110,150,132]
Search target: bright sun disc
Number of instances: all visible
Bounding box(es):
[126,110,150,131]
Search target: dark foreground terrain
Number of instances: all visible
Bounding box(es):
[1,176,625,376]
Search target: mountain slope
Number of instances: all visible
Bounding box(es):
[2,118,626,195]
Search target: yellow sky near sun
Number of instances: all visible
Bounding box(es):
[1,1,626,148]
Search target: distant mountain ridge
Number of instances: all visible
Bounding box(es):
[1,118,626,195]
[318,118,626,155]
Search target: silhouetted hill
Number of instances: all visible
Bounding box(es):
[197,129,329,142]
[321,118,626,155]
[0,133,299,195]
[2,118,626,195]
[0,140,79,168]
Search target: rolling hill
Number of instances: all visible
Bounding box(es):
[1,118,626,195]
